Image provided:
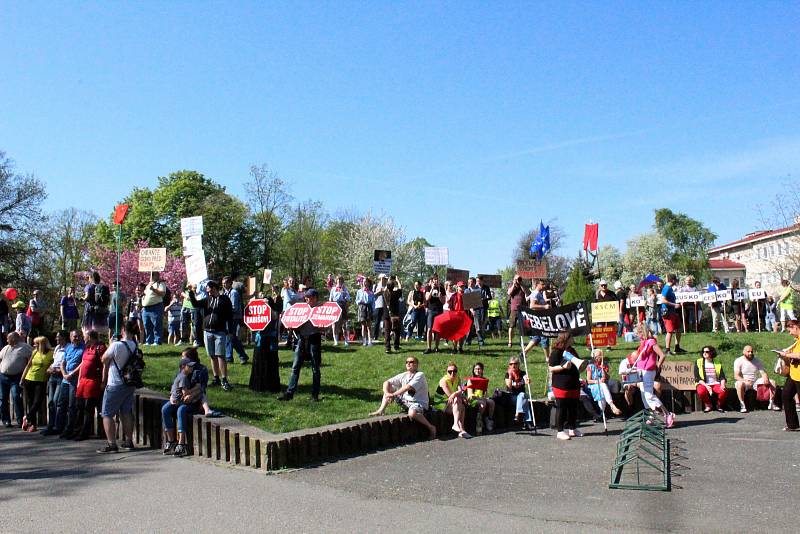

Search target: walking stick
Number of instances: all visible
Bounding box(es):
[518,311,537,433]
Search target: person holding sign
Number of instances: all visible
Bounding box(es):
[505,356,533,431]
[659,275,686,355]
[188,281,233,392]
[694,346,728,413]
[707,278,730,333]
[777,320,800,431]
[423,276,446,354]
[730,279,749,333]
[278,289,323,402]
[141,272,167,346]
[587,349,622,416]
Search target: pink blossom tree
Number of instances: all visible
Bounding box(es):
[90,241,188,295]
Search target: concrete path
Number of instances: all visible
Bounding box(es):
[0,410,796,533]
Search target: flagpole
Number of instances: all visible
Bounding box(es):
[115,221,121,339]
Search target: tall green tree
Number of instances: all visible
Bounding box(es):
[654,208,716,281]
[621,233,671,285]
[562,257,595,305]
[244,164,292,270]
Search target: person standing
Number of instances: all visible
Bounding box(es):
[614,281,628,338]
[383,279,403,354]
[423,276,446,354]
[372,274,388,341]
[278,289,323,402]
[57,330,85,438]
[548,332,583,441]
[222,277,248,364]
[141,272,167,346]
[678,276,698,332]
[97,320,139,453]
[40,330,68,435]
[522,279,551,361]
[73,330,106,440]
[82,272,110,339]
[0,332,33,427]
[60,286,80,332]
[507,275,527,348]
[355,277,375,346]
[777,320,800,431]
[19,336,53,432]
[707,277,729,333]
[330,275,351,346]
[27,290,46,345]
[778,279,796,332]
[188,281,234,391]
[660,274,686,355]
[108,282,127,338]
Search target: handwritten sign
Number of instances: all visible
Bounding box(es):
[702,292,717,304]
[628,296,646,308]
[676,291,701,304]
[591,301,618,323]
[138,248,167,272]
[516,259,547,280]
[658,360,696,391]
[462,290,483,310]
[180,216,204,237]
[185,250,208,285]
[715,289,732,302]
[587,325,617,347]
[749,288,766,300]
[733,289,748,302]
[424,246,449,266]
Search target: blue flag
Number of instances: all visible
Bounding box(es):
[529,221,550,260]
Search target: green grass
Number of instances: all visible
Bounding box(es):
[141,330,795,433]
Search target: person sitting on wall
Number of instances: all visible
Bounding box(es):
[734,345,779,413]
[695,345,727,413]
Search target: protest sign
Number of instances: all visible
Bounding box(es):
[676,291,701,303]
[702,291,717,304]
[658,361,695,391]
[185,251,208,285]
[446,268,469,284]
[182,235,203,257]
[586,325,616,347]
[424,246,449,266]
[715,289,732,301]
[138,248,167,272]
[478,274,502,288]
[590,301,618,323]
[462,291,483,310]
[309,302,342,328]
[519,301,590,338]
[180,216,204,237]
[281,303,312,329]
[373,250,393,274]
[248,276,257,297]
[628,295,645,308]
[733,289,748,301]
[749,288,766,300]
[516,259,547,280]
[244,299,272,332]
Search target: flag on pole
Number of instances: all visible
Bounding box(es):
[583,223,598,252]
[530,221,551,260]
[113,204,130,225]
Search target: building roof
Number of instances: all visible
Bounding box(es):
[708,223,799,253]
[709,258,746,270]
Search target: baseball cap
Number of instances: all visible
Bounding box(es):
[614,281,622,290]
[304,288,319,298]
[179,357,197,367]
[456,281,465,287]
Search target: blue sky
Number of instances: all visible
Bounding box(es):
[2,1,799,274]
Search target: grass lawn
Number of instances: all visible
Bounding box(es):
[140,330,795,433]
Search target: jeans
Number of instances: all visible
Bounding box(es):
[765,313,777,332]
[372,308,384,339]
[162,401,200,433]
[56,379,78,433]
[142,302,164,345]
[181,308,192,342]
[472,308,485,342]
[0,372,23,425]
[23,379,47,424]
[225,319,248,362]
[286,334,321,398]
[617,313,627,337]
[191,308,204,343]
[45,375,63,430]
[384,315,401,351]
[646,318,660,335]
[512,391,532,422]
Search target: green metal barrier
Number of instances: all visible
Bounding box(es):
[609,410,671,491]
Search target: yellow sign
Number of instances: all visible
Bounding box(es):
[590,301,618,323]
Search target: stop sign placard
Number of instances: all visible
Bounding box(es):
[309,301,342,328]
[244,298,273,332]
[281,302,312,329]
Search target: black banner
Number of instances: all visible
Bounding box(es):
[519,301,591,338]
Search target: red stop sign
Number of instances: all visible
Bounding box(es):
[309,301,342,328]
[244,298,273,332]
[281,302,312,329]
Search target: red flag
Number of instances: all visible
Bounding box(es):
[113,204,130,225]
[583,223,598,251]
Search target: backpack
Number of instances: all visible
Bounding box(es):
[94,284,111,309]
[162,285,172,306]
[113,340,145,388]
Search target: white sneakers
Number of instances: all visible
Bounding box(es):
[556,431,570,441]
[740,404,748,413]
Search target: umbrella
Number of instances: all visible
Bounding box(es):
[432,310,473,341]
[637,274,663,289]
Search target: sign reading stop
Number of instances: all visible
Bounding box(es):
[309,301,342,328]
[244,298,273,332]
[281,302,312,329]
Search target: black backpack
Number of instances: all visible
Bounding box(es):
[113,340,145,388]
[94,284,111,309]
[162,285,172,305]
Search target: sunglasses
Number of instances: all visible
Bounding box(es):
[703,349,712,353]
[447,369,457,374]
[406,360,416,364]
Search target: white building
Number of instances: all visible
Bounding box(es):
[707,224,799,294]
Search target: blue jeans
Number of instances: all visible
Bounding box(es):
[56,379,78,432]
[45,374,62,430]
[513,391,532,422]
[0,372,23,425]
[647,318,660,335]
[161,401,200,433]
[617,313,627,337]
[286,334,321,398]
[225,319,248,362]
[142,302,164,345]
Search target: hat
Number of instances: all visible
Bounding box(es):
[599,279,608,286]
[613,281,622,290]
[11,301,25,309]
[298,284,306,290]
[304,288,319,298]
[179,357,197,367]
[456,281,465,287]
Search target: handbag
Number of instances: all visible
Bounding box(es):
[756,383,772,403]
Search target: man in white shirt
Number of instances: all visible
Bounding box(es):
[141,272,167,346]
[733,345,778,412]
[97,320,139,453]
[369,356,436,439]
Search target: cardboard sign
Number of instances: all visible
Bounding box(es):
[185,251,208,285]
[587,325,616,347]
[373,250,393,275]
[477,274,502,288]
[462,290,483,310]
[591,301,618,323]
[519,301,591,338]
[138,248,167,272]
[658,360,696,391]
[182,235,203,257]
[702,292,717,304]
[309,302,342,328]
[516,259,547,280]
[180,216,204,237]
[749,288,766,300]
[446,268,469,284]
[733,289,748,302]
[424,246,449,266]
[628,296,645,308]
[676,291,701,303]
[263,269,273,284]
[248,276,257,297]
[715,289,732,302]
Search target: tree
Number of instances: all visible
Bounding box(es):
[0,151,47,285]
[281,200,327,285]
[44,208,98,293]
[512,221,564,263]
[94,187,161,250]
[332,210,406,282]
[92,241,187,296]
[561,258,596,305]
[621,233,671,285]
[244,164,292,270]
[654,208,716,281]
[597,244,623,284]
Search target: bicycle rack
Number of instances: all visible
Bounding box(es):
[609,411,671,491]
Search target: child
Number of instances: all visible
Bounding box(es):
[166,293,183,346]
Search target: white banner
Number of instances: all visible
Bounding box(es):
[702,292,717,304]
[628,296,646,308]
[423,246,449,266]
[676,291,701,304]
[749,288,766,300]
[185,250,208,286]
[715,289,732,302]
[180,216,204,238]
[733,289,748,301]
[182,234,203,257]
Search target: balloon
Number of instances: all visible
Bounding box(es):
[4,288,17,301]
